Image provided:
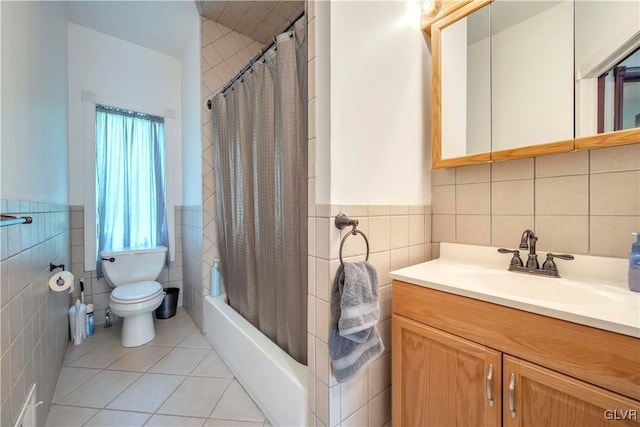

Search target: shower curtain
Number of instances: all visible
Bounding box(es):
[211,18,307,364]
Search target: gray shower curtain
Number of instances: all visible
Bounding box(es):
[211,19,307,364]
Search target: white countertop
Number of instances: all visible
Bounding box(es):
[390,243,640,338]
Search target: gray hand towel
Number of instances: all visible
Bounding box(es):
[338,262,381,342]
[329,261,384,383]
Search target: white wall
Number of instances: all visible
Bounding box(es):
[575,0,639,78]
[314,1,332,205]
[1,1,69,204]
[67,23,183,267]
[467,36,491,155]
[325,1,430,205]
[441,18,468,159]
[491,1,573,151]
[181,11,202,206]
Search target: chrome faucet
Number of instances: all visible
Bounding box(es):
[519,229,539,269]
[498,230,574,278]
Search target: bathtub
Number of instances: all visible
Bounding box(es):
[204,294,308,426]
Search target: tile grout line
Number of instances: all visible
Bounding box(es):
[206,377,234,419]
[48,309,268,426]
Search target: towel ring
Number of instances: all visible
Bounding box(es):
[339,228,370,266]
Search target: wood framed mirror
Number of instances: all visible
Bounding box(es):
[428,0,640,169]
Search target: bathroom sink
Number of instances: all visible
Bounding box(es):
[390,243,640,338]
[452,270,619,307]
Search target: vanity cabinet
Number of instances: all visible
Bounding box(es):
[392,280,640,427]
[393,315,501,426]
[503,356,640,427]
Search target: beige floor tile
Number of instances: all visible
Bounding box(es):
[190,350,233,379]
[157,377,231,418]
[63,342,101,365]
[154,310,195,329]
[56,370,141,408]
[50,308,268,427]
[85,325,122,344]
[148,327,194,347]
[205,420,263,427]
[209,380,265,422]
[84,409,150,427]
[178,330,212,349]
[148,348,210,375]
[52,367,101,402]
[67,343,130,369]
[107,373,185,413]
[145,414,206,427]
[45,405,98,427]
[107,346,172,372]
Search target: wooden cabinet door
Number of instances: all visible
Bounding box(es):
[392,314,501,427]
[503,355,640,427]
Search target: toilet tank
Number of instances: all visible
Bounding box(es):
[101,246,167,287]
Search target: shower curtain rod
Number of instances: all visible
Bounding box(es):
[207,10,305,109]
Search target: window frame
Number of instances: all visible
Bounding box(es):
[81,91,178,272]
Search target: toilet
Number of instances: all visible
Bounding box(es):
[100,246,167,347]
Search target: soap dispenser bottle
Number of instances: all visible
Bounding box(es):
[629,232,640,292]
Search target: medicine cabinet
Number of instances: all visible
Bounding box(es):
[427,0,640,169]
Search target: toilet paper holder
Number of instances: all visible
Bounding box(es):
[49,262,65,272]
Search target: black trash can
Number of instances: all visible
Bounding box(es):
[155,287,179,319]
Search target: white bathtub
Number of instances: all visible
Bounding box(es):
[204,294,308,426]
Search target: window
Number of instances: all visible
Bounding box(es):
[95,104,168,262]
[598,47,640,133]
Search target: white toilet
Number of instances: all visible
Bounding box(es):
[100,246,167,347]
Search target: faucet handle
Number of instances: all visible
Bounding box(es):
[498,248,524,267]
[542,253,574,272]
[546,253,574,261]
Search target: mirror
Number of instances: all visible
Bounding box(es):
[490,0,574,153]
[432,0,492,167]
[440,2,491,159]
[575,0,640,139]
[430,0,640,168]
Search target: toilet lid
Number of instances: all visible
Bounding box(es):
[111,281,163,302]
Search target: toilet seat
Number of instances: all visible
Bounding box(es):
[111,281,163,304]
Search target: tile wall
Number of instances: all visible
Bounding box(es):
[431,144,640,259]
[0,200,70,426]
[200,17,262,307]
[302,3,431,425]
[68,207,184,326]
[307,204,432,426]
[181,206,204,331]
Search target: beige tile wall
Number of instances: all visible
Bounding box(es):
[0,200,70,426]
[307,204,432,427]
[200,17,262,309]
[431,144,640,258]
[68,207,184,326]
[181,206,203,330]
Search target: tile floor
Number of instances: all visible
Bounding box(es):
[45,308,270,427]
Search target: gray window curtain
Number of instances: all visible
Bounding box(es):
[211,18,307,364]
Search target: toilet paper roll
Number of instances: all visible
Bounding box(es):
[49,271,75,294]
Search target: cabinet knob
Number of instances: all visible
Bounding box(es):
[485,364,495,407]
[508,373,517,419]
